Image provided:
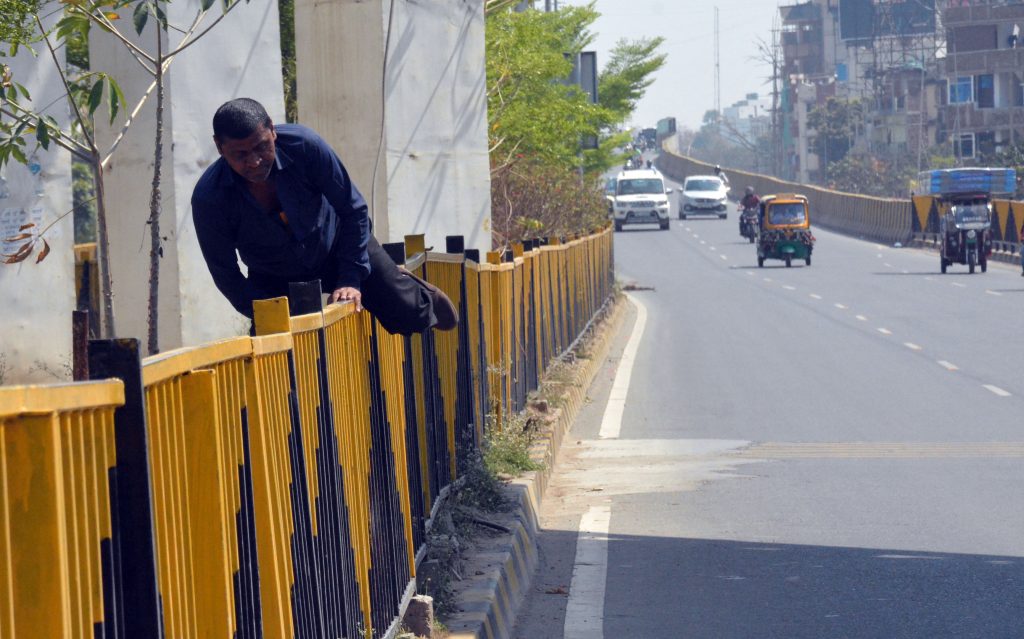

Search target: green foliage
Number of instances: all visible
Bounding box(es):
[0,0,41,53]
[483,412,544,478]
[597,36,666,124]
[485,6,665,239]
[826,152,916,197]
[486,5,604,170]
[807,98,863,166]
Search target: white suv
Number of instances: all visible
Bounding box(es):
[612,169,672,231]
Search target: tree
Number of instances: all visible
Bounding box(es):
[2,0,250,352]
[597,36,666,121]
[807,97,862,167]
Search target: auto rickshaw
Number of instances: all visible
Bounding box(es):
[917,168,1016,274]
[757,194,814,268]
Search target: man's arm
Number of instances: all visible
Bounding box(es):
[306,133,371,290]
[191,195,259,318]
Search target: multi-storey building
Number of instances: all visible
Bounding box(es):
[939,1,1024,160]
[779,0,943,183]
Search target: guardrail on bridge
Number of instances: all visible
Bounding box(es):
[5,228,614,638]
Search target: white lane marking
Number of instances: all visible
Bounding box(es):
[809,294,822,300]
[763,278,773,283]
[904,343,922,351]
[746,271,755,276]
[938,360,959,371]
[599,294,647,440]
[984,385,1012,397]
[693,234,700,239]
[783,285,796,291]
[856,315,868,322]
[834,303,847,310]
[700,240,706,245]
[925,277,934,281]
[685,227,692,232]
[951,282,967,288]
[564,505,612,639]
[985,290,1002,297]
[720,254,728,260]
[878,328,893,335]
[884,263,893,268]
[710,246,717,251]
[877,254,883,258]
[902,270,909,274]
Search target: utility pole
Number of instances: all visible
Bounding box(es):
[714,6,721,134]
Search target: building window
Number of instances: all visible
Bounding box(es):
[948,76,972,104]
[975,74,994,108]
[954,133,975,159]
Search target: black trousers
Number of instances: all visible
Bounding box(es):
[250,236,436,336]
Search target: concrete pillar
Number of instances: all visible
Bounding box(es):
[92,0,286,351]
[295,0,492,251]
[0,10,75,383]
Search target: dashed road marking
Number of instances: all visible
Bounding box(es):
[700,240,706,245]
[763,278,773,283]
[834,303,847,309]
[809,294,822,300]
[856,315,868,322]
[746,271,755,276]
[984,385,1011,397]
[710,246,717,251]
[952,282,967,288]
[986,290,1002,297]
[783,285,796,291]
[720,254,728,260]
[878,328,893,335]
[904,342,922,351]
[938,361,959,371]
[884,263,893,268]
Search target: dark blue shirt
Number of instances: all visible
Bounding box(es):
[191,123,370,317]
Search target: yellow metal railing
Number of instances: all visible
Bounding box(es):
[0,381,123,638]
[8,226,615,638]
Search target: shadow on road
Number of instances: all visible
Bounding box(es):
[517,532,1023,639]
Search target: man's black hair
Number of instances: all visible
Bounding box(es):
[213,98,272,140]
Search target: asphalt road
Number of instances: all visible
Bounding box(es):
[513,172,1024,638]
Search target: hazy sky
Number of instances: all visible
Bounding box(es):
[561,0,782,131]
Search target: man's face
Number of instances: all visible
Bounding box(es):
[216,122,276,184]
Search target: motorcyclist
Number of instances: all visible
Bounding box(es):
[739,186,760,235]
[714,164,730,186]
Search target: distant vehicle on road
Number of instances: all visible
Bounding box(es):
[757,193,814,268]
[612,169,672,231]
[679,175,729,219]
[918,168,1017,274]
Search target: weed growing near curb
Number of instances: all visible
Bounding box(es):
[483,411,545,478]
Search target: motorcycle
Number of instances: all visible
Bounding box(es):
[739,206,758,243]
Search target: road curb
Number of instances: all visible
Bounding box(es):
[445,294,628,639]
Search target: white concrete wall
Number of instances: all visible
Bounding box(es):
[92,0,285,350]
[383,1,492,251]
[296,0,492,251]
[0,10,75,383]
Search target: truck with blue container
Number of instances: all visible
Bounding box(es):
[916,168,1017,274]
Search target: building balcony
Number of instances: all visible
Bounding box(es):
[944,48,1024,75]
[939,102,1024,133]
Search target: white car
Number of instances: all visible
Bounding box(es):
[612,169,673,231]
[679,175,729,219]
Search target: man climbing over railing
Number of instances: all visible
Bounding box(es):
[191,98,458,335]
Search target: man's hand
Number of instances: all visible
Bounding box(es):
[329,286,362,311]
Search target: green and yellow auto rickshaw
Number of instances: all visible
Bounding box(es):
[757,194,814,268]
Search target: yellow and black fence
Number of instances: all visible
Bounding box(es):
[7,227,614,638]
